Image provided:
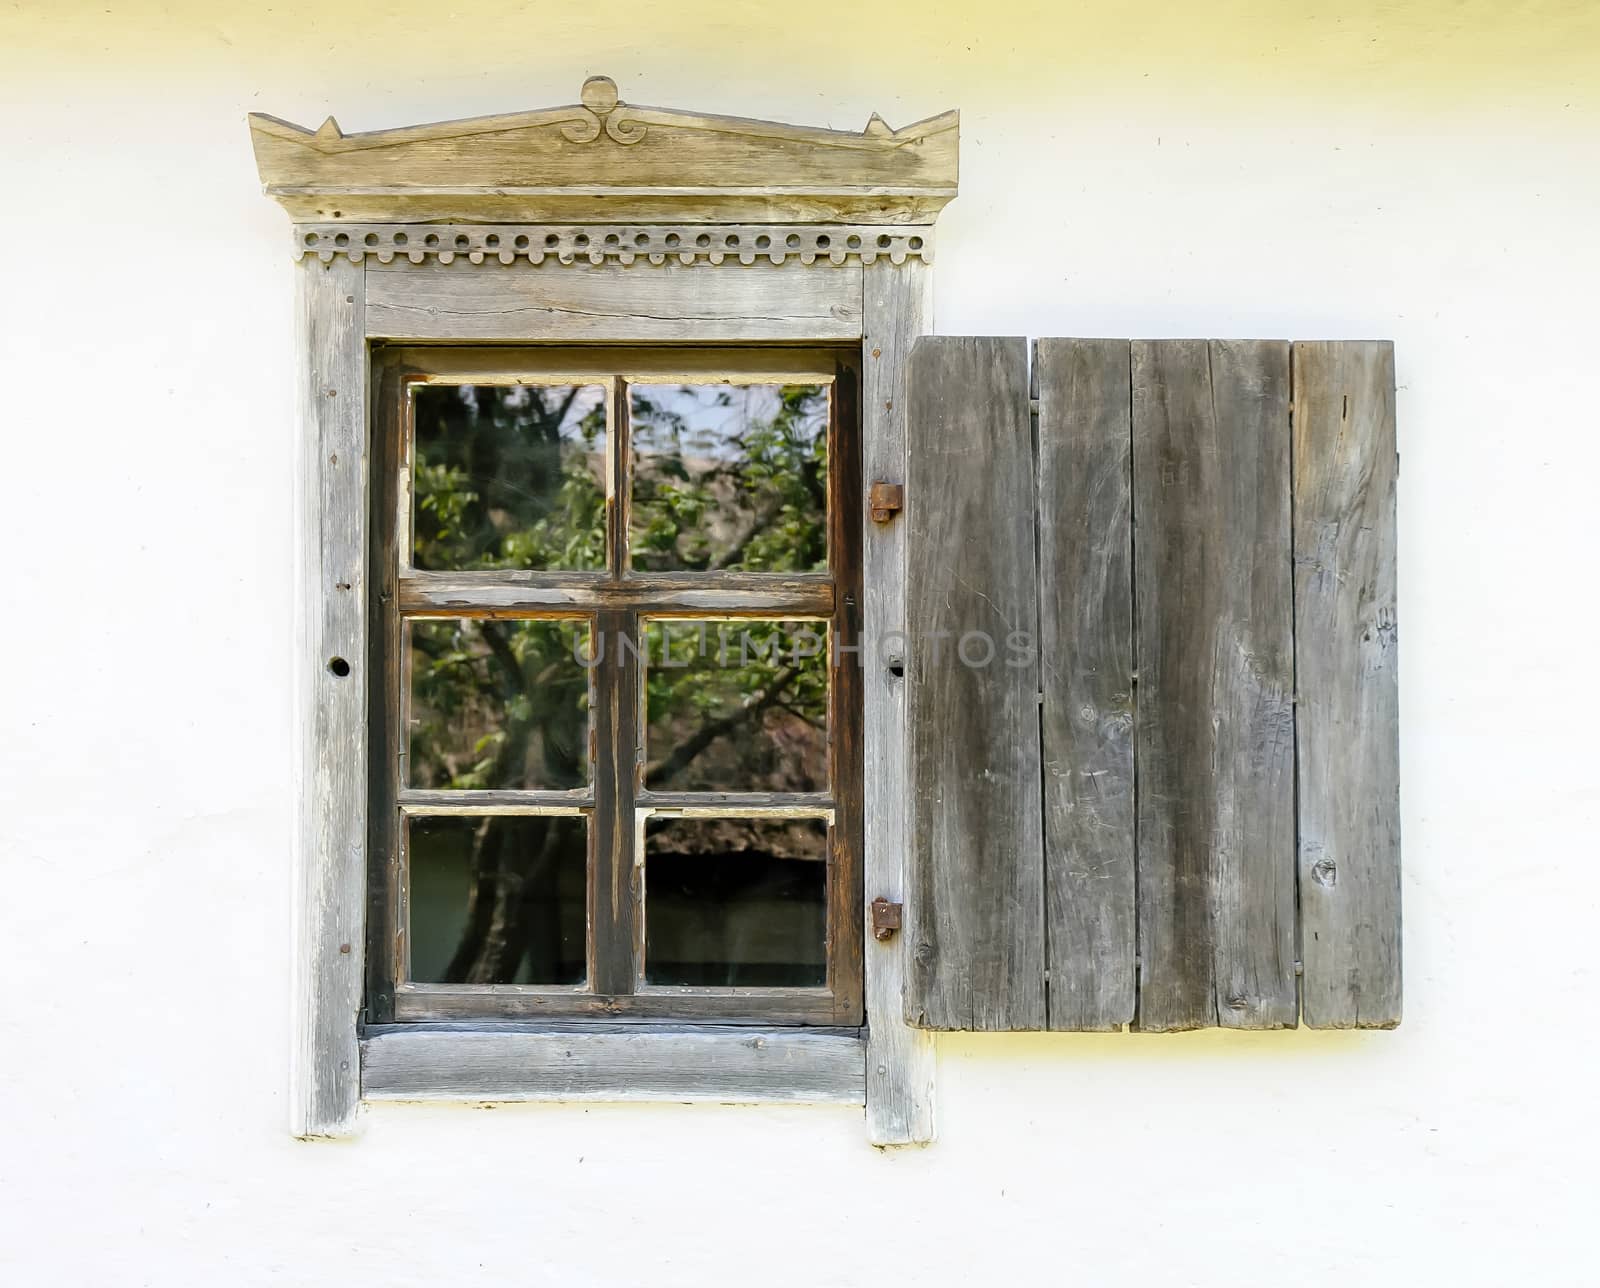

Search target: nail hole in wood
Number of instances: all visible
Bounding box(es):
[328,656,351,678]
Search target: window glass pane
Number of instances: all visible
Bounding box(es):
[628,383,828,573]
[643,817,827,987]
[407,813,587,985]
[642,619,828,793]
[408,618,591,790]
[412,383,607,571]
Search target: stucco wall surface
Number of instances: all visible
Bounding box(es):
[2,3,1596,1284]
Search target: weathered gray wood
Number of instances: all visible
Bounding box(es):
[1035,339,1137,1030]
[903,335,1046,1031]
[391,985,843,1024]
[361,1026,866,1103]
[1131,340,1297,1032]
[250,74,957,225]
[398,571,833,617]
[363,260,863,342]
[1292,341,1402,1028]
[291,256,368,1136]
[862,261,937,1141]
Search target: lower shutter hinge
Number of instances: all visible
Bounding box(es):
[871,897,903,941]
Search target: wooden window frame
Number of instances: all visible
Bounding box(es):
[262,75,955,1142]
[366,344,864,1028]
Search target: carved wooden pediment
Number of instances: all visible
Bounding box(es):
[250,76,958,225]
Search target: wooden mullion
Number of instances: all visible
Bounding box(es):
[610,375,628,580]
[398,573,834,619]
[638,791,834,812]
[393,986,844,1025]
[592,608,639,997]
[399,790,592,814]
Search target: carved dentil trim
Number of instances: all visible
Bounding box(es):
[294,224,934,267]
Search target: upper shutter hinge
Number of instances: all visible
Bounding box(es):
[868,481,904,524]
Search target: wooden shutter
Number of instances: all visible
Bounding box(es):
[901,336,1400,1032]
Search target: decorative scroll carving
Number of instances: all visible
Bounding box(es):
[294,224,933,267]
[558,76,647,145]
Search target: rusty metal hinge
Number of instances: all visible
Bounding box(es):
[868,481,904,524]
[871,897,903,941]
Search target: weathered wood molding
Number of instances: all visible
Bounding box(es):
[862,262,937,1142]
[361,259,864,342]
[362,1025,866,1104]
[293,223,932,267]
[265,77,958,1140]
[290,256,368,1138]
[251,75,958,224]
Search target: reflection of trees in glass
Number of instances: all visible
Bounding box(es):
[630,384,828,573]
[644,620,827,793]
[407,381,833,986]
[409,619,589,791]
[413,383,607,572]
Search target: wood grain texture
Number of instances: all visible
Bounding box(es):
[1131,340,1297,1032]
[903,335,1046,1031]
[390,987,843,1025]
[292,256,368,1136]
[1292,341,1402,1028]
[362,260,863,342]
[861,261,936,1141]
[1035,339,1137,1030]
[295,224,933,269]
[828,351,867,1025]
[397,572,833,618]
[249,76,957,225]
[363,351,405,1028]
[592,608,637,999]
[362,1026,866,1103]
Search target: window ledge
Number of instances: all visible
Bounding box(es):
[360,1023,866,1105]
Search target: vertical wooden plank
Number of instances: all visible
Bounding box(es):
[292,256,368,1136]
[861,260,935,1142]
[1035,339,1137,1030]
[1292,341,1402,1028]
[903,335,1046,1032]
[1131,340,1296,1032]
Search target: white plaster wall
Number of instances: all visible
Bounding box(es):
[2,3,1596,1284]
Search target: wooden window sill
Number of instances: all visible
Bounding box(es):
[359,1023,866,1105]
